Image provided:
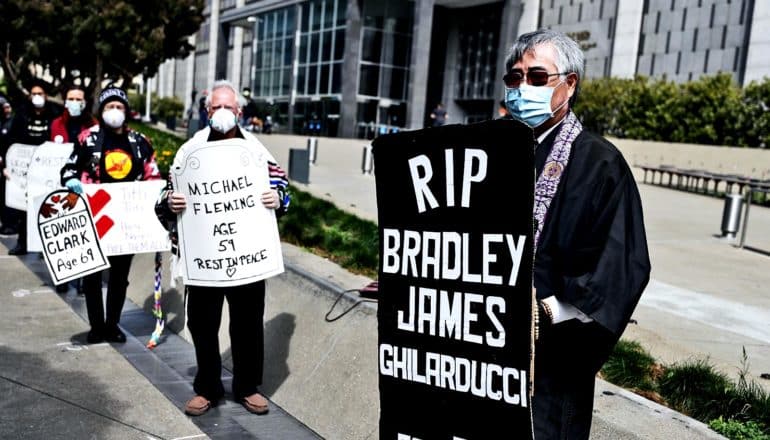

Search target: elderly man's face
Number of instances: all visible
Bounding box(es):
[510,43,577,129]
[208,87,241,119]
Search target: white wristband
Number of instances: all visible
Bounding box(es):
[542,295,593,324]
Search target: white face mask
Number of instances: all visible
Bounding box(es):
[65,100,85,117]
[102,108,125,128]
[31,95,45,108]
[209,108,238,133]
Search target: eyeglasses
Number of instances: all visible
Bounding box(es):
[502,70,568,88]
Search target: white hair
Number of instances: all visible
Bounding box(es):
[205,79,243,109]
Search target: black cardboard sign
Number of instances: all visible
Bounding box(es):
[373,119,535,440]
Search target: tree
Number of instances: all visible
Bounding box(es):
[737,79,770,148]
[0,0,203,109]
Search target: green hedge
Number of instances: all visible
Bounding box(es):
[127,121,183,175]
[574,73,770,148]
[602,342,770,439]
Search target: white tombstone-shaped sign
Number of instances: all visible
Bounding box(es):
[37,190,110,285]
[172,138,284,286]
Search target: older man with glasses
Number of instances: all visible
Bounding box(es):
[503,29,651,439]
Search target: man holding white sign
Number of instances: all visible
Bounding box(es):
[155,80,290,417]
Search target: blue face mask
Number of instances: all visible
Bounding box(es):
[505,83,566,128]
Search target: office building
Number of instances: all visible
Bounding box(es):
[151,0,769,138]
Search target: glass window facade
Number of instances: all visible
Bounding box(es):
[356,0,413,135]
[455,12,500,100]
[297,0,347,97]
[253,6,296,98]
[197,22,210,52]
[358,1,412,101]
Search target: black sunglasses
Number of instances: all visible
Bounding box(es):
[502,70,568,88]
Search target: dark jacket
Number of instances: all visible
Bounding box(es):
[9,102,58,146]
[60,125,161,185]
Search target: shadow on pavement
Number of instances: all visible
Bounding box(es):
[262,312,295,396]
[0,346,130,439]
[141,285,186,333]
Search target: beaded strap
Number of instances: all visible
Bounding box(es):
[533,111,583,248]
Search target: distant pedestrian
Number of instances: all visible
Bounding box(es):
[155,79,290,417]
[0,97,16,235]
[60,86,161,344]
[197,90,208,130]
[497,99,510,119]
[430,103,448,127]
[241,87,260,131]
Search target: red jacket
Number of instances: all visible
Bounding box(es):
[50,110,97,143]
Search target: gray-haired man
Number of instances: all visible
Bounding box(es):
[503,29,651,438]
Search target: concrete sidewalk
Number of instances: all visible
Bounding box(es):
[0,241,204,440]
[0,235,321,440]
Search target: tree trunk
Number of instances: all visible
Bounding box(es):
[92,54,103,114]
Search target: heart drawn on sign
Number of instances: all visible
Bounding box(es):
[51,194,61,203]
[226,267,237,278]
[87,189,111,216]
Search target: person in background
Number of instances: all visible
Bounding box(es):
[197,90,209,130]
[0,97,16,235]
[51,85,97,144]
[502,28,650,438]
[497,99,510,119]
[7,81,59,255]
[430,103,448,127]
[241,87,260,131]
[60,86,161,343]
[50,84,98,293]
[155,79,290,417]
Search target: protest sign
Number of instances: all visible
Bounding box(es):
[372,119,535,439]
[4,143,36,210]
[172,138,284,287]
[37,190,110,285]
[82,181,170,256]
[26,141,75,251]
[31,181,170,255]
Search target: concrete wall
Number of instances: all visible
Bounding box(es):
[611,137,770,183]
[744,0,770,84]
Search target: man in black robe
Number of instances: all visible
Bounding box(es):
[502,29,651,439]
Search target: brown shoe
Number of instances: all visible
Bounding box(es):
[184,395,211,416]
[242,392,269,415]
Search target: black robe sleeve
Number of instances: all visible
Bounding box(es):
[534,131,651,337]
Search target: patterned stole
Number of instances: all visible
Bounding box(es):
[533,111,583,248]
